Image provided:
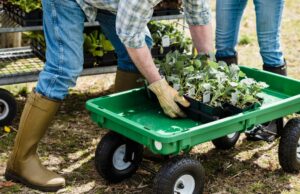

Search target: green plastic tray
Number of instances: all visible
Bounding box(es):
[86,66,300,155]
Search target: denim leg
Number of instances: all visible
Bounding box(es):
[254,0,285,66]
[36,0,85,100]
[96,10,153,73]
[215,0,248,58]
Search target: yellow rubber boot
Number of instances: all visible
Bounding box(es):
[114,69,144,92]
[5,91,65,192]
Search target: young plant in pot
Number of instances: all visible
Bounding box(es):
[9,0,42,13]
[148,21,191,58]
[9,0,42,26]
[83,30,115,67]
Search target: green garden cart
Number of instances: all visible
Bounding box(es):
[86,66,300,194]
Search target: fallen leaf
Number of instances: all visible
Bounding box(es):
[4,126,11,133]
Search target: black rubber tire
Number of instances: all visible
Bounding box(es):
[212,132,240,150]
[95,131,143,183]
[0,89,17,126]
[153,157,205,194]
[278,118,300,173]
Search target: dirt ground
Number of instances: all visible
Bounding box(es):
[0,1,300,194]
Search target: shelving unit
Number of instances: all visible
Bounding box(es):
[0,47,117,85]
[0,6,185,125]
[0,9,185,84]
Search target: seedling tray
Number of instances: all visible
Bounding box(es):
[181,95,264,123]
[87,66,300,155]
[83,52,97,68]
[15,9,43,27]
[3,3,43,26]
[96,51,117,66]
[223,98,264,116]
[184,96,227,117]
[30,39,115,68]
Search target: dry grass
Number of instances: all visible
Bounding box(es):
[0,1,300,193]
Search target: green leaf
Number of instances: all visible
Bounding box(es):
[103,40,114,51]
[194,60,202,69]
[239,71,246,78]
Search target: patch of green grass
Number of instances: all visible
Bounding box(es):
[249,181,264,192]
[1,84,29,97]
[1,184,22,193]
[224,163,248,176]
[227,186,242,194]
[276,173,291,182]
[0,132,15,154]
[239,35,253,45]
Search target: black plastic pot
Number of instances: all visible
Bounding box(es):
[151,47,160,56]
[5,3,43,26]
[223,98,263,116]
[183,95,227,121]
[83,52,97,69]
[182,106,220,123]
[152,44,184,59]
[20,9,42,19]
[96,51,117,66]
[183,95,263,123]
[16,9,43,26]
[83,26,101,34]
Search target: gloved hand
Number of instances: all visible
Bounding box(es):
[148,78,190,118]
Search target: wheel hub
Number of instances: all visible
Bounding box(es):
[0,99,9,120]
[297,138,300,159]
[112,144,132,170]
[174,174,195,194]
[227,132,236,139]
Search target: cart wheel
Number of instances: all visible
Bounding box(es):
[153,157,205,194]
[0,89,17,126]
[278,118,300,173]
[95,131,143,183]
[212,132,240,150]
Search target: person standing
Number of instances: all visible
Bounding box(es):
[215,0,286,140]
[215,0,286,75]
[5,0,213,192]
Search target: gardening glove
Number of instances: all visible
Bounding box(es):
[148,78,190,118]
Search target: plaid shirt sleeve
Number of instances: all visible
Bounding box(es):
[116,0,160,48]
[183,0,211,25]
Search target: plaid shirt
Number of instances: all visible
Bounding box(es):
[76,0,211,48]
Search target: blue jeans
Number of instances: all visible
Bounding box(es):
[215,0,285,67]
[36,0,152,100]
[96,10,153,72]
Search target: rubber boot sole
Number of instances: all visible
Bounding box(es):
[5,170,64,192]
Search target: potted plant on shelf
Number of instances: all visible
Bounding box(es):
[83,30,116,67]
[148,21,191,59]
[6,0,42,26]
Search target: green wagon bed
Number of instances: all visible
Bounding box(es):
[86,66,300,194]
